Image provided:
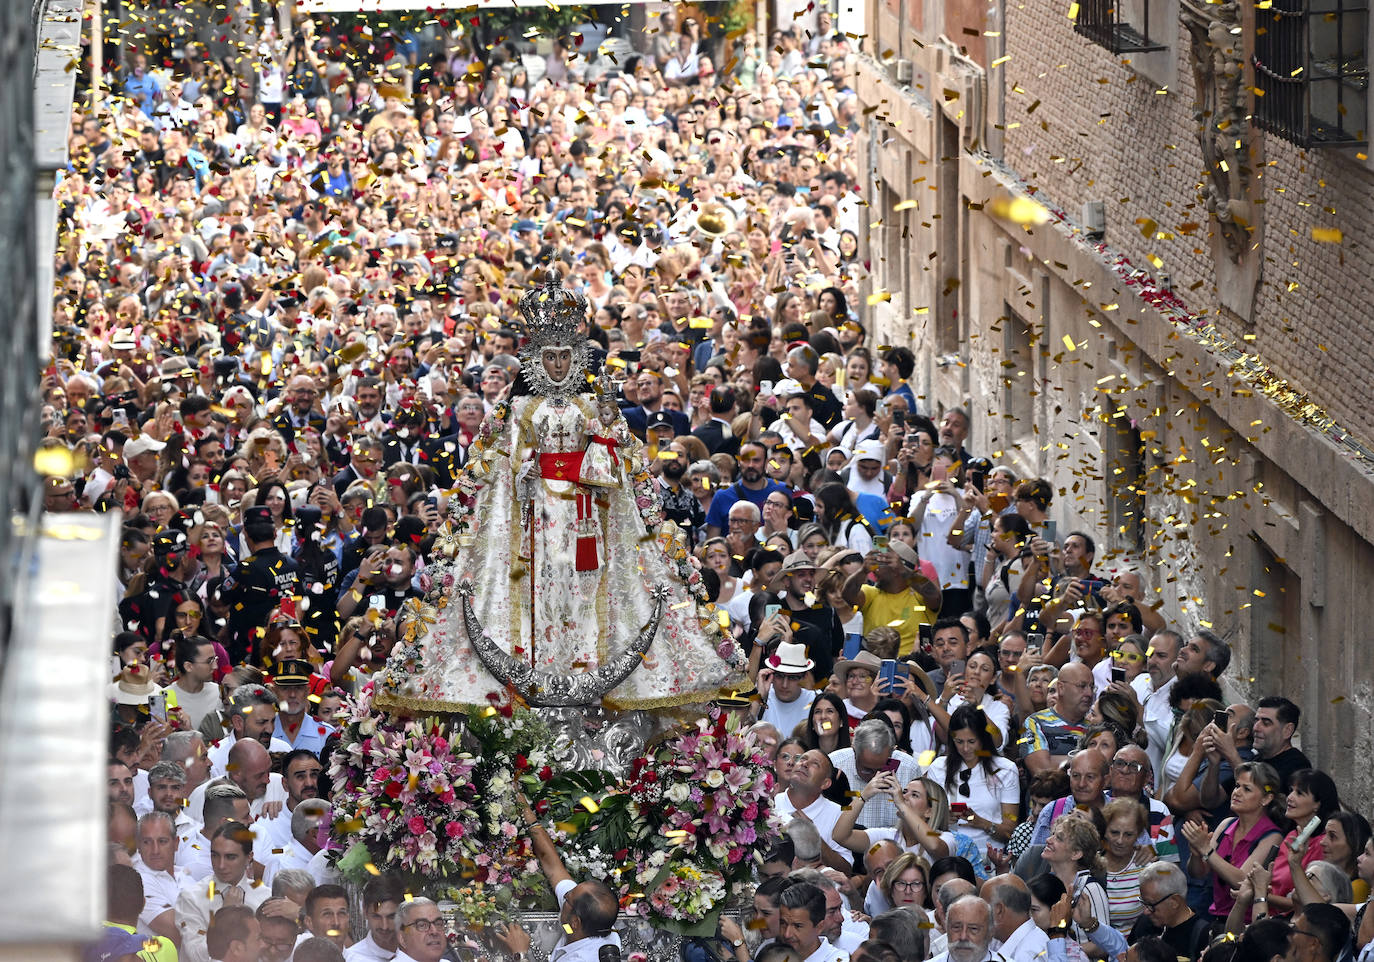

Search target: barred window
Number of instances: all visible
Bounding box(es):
[1073,0,1168,53]
[1253,0,1369,147]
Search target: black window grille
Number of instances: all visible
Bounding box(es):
[1073,0,1167,54]
[1254,0,1369,147]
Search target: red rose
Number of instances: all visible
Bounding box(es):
[384,781,402,798]
[514,753,529,770]
[539,766,553,781]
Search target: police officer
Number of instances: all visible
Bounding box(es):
[222,506,299,664]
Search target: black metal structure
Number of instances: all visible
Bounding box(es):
[1074,0,1168,54]
[1253,0,1369,147]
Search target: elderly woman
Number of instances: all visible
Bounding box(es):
[879,851,934,912]
[1043,812,1113,947]
[141,490,179,530]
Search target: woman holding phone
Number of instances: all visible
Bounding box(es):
[831,774,955,863]
[924,704,1019,855]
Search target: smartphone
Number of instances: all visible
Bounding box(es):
[843,633,863,659]
[1263,844,1282,868]
[764,603,781,623]
[878,658,900,692]
[1213,709,1229,732]
[1026,632,1044,653]
[918,623,934,651]
[874,535,890,550]
[891,409,906,428]
[968,468,987,492]
[1111,665,1126,684]
[1043,520,1058,545]
[369,595,387,612]
[111,408,130,428]
[150,692,168,724]
[950,801,970,815]
[882,758,900,774]
[949,658,966,679]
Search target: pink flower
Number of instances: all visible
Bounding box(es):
[408,816,426,835]
[445,820,465,839]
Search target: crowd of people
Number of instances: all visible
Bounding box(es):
[67,6,1368,962]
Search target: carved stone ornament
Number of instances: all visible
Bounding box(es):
[1181,0,1252,262]
[456,578,669,707]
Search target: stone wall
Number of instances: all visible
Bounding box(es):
[854,3,1374,799]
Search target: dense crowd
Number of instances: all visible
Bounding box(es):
[65,6,1366,962]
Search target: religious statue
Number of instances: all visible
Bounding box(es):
[373,272,746,714]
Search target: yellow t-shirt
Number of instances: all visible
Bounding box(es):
[858,585,936,656]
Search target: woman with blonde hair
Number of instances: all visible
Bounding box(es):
[1043,811,1112,943]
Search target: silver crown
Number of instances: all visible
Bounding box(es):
[515,269,588,348]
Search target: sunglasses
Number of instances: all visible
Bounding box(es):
[1111,650,1145,663]
[958,768,972,798]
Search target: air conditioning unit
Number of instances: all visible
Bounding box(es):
[893,59,914,86]
[1082,200,1106,240]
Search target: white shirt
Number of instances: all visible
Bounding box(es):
[175,873,271,962]
[253,804,295,864]
[995,917,1051,962]
[762,687,816,735]
[344,933,396,962]
[549,878,621,962]
[208,731,293,778]
[929,948,1008,962]
[133,855,192,931]
[262,837,316,887]
[796,936,847,962]
[179,830,215,881]
[185,772,288,823]
[923,754,1019,852]
[168,681,222,730]
[775,791,849,858]
[1143,676,1177,790]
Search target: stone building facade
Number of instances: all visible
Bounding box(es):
[855,0,1374,796]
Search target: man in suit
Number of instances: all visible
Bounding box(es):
[381,406,464,488]
[692,385,740,456]
[332,436,384,495]
[623,369,690,438]
[272,374,328,444]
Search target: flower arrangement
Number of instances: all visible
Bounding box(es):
[330,690,561,925]
[541,708,778,935]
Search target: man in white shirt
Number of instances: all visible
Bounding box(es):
[175,823,271,962]
[343,876,404,962]
[254,749,322,864]
[931,895,1008,962]
[494,795,622,962]
[187,738,288,823]
[208,683,292,777]
[1142,629,1183,787]
[775,750,850,865]
[777,880,847,962]
[180,782,250,881]
[391,899,446,962]
[132,811,192,945]
[760,642,818,735]
[980,875,1048,962]
[263,798,332,886]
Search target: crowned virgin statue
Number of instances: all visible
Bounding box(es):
[373,273,746,714]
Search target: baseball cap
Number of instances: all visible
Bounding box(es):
[123,436,166,459]
[646,411,676,433]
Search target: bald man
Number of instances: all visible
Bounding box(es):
[186,738,288,824]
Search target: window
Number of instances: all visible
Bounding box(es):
[1103,405,1146,555]
[1253,0,1369,147]
[1074,0,1167,53]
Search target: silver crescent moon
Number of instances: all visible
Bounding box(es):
[456,579,669,707]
